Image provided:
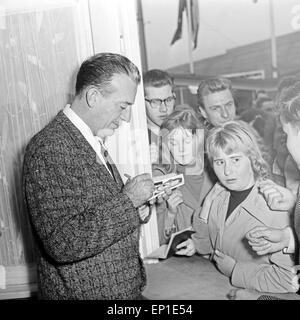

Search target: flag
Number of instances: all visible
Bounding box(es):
[170,0,199,49]
[190,0,199,49]
[170,0,186,46]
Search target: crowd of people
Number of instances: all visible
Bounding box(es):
[22,52,300,300]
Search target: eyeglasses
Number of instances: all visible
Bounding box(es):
[145,94,176,109]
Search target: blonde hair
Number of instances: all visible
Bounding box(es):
[160,106,204,136]
[206,120,270,180]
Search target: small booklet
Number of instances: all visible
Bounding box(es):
[146,227,195,260]
[148,173,185,202]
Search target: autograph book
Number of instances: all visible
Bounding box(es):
[146,227,195,260]
[148,173,185,202]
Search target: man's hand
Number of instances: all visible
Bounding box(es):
[175,238,196,256]
[258,180,296,211]
[167,189,183,214]
[123,173,154,208]
[213,250,236,278]
[246,226,291,255]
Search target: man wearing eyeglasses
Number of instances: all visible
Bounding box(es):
[143,69,176,165]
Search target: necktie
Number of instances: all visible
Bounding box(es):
[158,135,163,165]
[99,142,116,182]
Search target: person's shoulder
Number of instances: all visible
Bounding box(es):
[24,112,69,158]
[208,183,227,200]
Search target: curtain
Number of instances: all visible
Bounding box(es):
[0,4,91,266]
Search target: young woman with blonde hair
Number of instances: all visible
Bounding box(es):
[153,106,214,245]
[177,120,297,293]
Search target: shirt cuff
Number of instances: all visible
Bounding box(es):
[283,227,295,254]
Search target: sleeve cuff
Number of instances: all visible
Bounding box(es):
[230,262,245,288]
[283,227,295,254]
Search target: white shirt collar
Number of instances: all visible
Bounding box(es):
[62,105,112,177]
[147,119,160,136]
[63,104,96,146]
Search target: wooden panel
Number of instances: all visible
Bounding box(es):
[0,264,37,300]
[0,283,37,300]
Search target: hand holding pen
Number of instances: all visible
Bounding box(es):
[122,173,154,208]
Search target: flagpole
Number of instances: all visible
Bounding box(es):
[186,0,194,74]
[136,0,148,71]
[268,0,278,78]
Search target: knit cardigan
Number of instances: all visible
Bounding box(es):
[22,111,146,299]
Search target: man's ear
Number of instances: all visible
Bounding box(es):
[86,87,100,108]
[199,106,207,119]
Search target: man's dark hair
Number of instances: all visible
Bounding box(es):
[278,81,300,128]
[277,76,300,93]
[75,52,140,96]
[197,77,234,109]
[256,97,272,109]
[143,69,174,90]
[275,76,300,111]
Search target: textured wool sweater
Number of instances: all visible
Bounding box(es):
[22,111,146,299]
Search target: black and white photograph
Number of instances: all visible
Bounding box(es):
[0,0,300,311]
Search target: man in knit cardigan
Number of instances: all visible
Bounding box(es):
[22,53,155,299]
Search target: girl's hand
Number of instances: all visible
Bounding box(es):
[167,189,183,214]
[213,250,236,277]
[175,239,196,256]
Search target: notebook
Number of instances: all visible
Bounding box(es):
[146,227,195,259]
